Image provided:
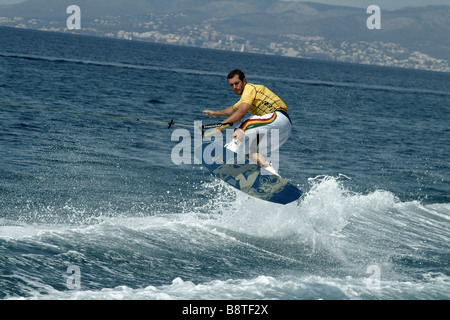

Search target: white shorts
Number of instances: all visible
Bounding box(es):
[238,110,292,155]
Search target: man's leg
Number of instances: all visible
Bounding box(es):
[248,152,268,167]
[248,133,268,167]
[247,133,280,176]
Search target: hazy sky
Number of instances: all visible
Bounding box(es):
[0,0,448,10]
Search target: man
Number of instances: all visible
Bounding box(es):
[203,69,292,176]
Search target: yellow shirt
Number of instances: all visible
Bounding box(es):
[233,83,287,116]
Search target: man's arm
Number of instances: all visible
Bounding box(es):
[203,103,250,132]
[203,106,235,118]
[222,103,250,126]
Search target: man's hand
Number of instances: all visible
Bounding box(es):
[203,110,217,118]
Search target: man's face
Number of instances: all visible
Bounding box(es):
[228,75,246,95]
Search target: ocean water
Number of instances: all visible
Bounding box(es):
[0,26,449,301]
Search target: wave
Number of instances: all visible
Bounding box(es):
[1,175,448,251]
[0,52,225,77]
[253,74,450,96]
[2,51,448,97]
[1,175,448,299]
[5,273,449,300]
[2,175,448,249]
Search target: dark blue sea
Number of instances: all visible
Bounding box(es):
[0,27,449,300]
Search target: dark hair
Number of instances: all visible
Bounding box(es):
[227,69,246,81]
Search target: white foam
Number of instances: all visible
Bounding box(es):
[9,272,449,300]
[2,176,448,301]
[209,175,399,241]
[0,219,72,240]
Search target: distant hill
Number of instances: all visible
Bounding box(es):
[1,0,449,69]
